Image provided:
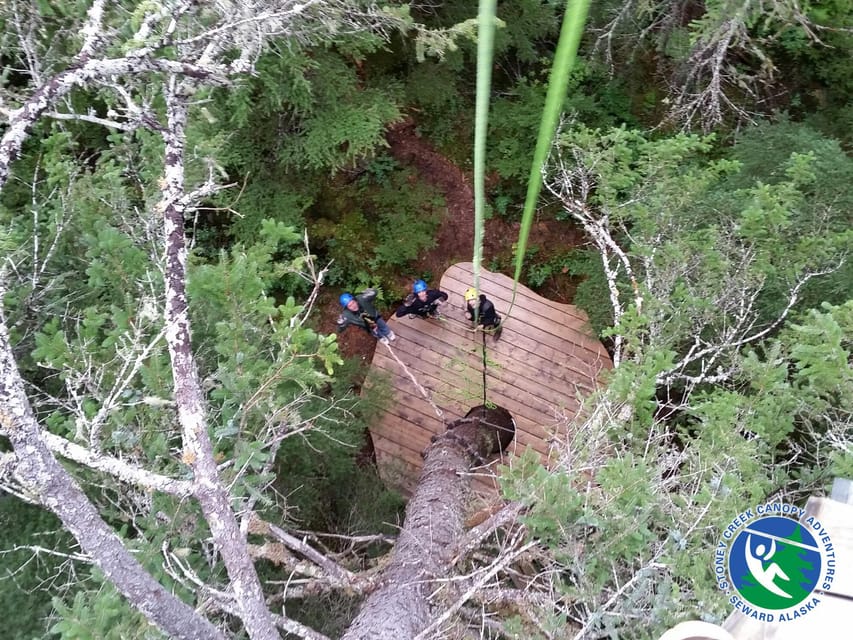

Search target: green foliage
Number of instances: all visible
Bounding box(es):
[522,246,614,332]
[0,499,72,640]
[2,2,852,637]
[50,575,165,640]
[311,168,443,293]
[403,61,469,145]
[499,119,853,637]
[216,48,403,176]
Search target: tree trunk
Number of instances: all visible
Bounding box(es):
[342,406,512,640]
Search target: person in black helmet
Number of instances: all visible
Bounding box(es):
[336,289,396,344]
[395,279,448,319]
[464,287,502,342]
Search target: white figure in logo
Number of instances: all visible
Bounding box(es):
[745,535,792,598]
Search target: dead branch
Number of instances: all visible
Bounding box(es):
[0,288,226,640]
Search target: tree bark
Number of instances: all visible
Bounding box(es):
[342,406,509,640]
[0,56,226,192]
[0,305,226,640]
[159,80,280,640]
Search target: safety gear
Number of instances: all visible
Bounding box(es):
[339,293,354,307]
[464,288,478,302]
[413,279,428,294]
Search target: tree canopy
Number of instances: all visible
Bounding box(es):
[0,1,850,639]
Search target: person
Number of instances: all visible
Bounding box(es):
[395,279,448,319]
[336,289,396,344]
[464,288,502,341]
[744,535,792,599]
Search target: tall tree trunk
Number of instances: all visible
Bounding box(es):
[342,406,511,640]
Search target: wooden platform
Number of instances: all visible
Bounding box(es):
[366,263,612,495]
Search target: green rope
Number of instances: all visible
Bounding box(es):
[506,0,591,318]
[472,0,497,322]
[481,329,488,406]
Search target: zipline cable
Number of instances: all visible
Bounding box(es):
[505,0,591,320]
[480,329,488,406]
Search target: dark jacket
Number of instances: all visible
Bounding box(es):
[466,294,500,327]
[394,289,448,318]
[337,289,382,334]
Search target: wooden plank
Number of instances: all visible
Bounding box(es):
[372,388,557,460]
[442,268,603,350]
[376,324,591,419]
[449,262,589,320]
[374,447,421,494]
[373,435,427,470]
[388,302,606,375]
[723,592,849,640]
[804,497,853,598]
[372,350,566,428]
[391,317,598,399]
[372,352,484,412]
[830,478,853,504]
[368,262,613,493]
[378,333,584,417]
[400,294,608,366]
[373,410,552,462]
[373,380,558,457]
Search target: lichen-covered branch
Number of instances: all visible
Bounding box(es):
[0,293,226,640]
[158,78,280,640]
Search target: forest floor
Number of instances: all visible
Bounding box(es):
[316,118,585,363]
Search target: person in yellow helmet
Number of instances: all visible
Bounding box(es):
[464,288,502,341]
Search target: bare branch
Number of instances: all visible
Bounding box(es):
[412,538,538,640]
[0,56,229,190]
[452,501,525,564]
[78,0,108,59]
[0,286,227,640]
[656,260,845,385]
[36,431,193,498]
[271,613,332,640]
[250,516,372,591]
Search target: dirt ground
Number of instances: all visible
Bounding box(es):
[316,118,585,363]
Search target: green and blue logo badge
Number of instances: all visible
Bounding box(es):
[715,503,837,622]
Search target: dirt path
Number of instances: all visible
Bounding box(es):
[387,119,477,271]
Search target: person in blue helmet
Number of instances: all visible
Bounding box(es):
[336,288,396,344]
[395,279,448,319]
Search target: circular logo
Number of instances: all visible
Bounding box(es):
[715,504,836,623]
[728,516,821,610]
